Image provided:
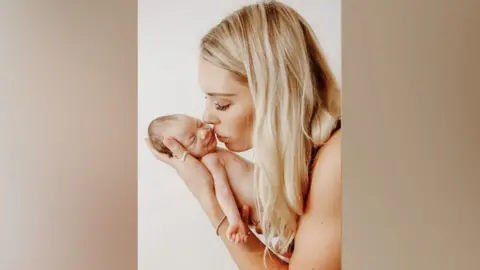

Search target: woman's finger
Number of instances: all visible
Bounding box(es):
[163,137,188,159]
[241,205,250,225]
[255,223,263,234]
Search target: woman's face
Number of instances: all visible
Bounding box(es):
[198,57,255,152]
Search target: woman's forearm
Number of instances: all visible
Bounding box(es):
[198,192,289,270]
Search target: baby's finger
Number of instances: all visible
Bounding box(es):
[235,235,240,244]
[227,233,232,242]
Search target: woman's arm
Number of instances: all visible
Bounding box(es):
[146,137,288,269]
[201,153,248,243]
[202,132,341,270]
[199,192,289,270]
[146,135,341,269]
[200,133,341,270]
[288,131,342,269]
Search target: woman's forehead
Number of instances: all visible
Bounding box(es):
[198,58,246,95]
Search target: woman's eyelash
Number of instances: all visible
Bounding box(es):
[215,105,228,111]
[214,103,230,111]
[205,96,230,111]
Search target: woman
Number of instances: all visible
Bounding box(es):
[146,1,342,269]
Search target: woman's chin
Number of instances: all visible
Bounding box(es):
[224,142,251,152]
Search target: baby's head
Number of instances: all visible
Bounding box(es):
[148,114,217,158]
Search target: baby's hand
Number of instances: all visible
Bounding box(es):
[226,220,249,244]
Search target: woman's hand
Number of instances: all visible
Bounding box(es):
[145,137,261,231]
[144,136,214,200]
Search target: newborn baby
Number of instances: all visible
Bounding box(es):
[148,113,259,243]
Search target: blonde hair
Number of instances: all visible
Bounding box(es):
[200,0,341,263]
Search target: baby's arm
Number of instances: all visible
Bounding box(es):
[201,153,248,243]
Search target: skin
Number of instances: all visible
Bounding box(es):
[145,57,341,269]
[159,114,257,242]
[198,57,255,152]
[201,151,251,243]
[160,115,217,158]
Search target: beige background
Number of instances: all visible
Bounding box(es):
[342,0,480,269]
[0,1,137,270]
[1,0,479,270]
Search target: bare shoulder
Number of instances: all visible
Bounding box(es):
[311,129,342,191]
[288,130,342,269]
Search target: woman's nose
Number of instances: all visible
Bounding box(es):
[202,109,219,125]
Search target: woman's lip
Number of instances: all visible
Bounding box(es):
[216,134,227,142]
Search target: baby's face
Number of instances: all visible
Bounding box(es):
[165,115,217,158]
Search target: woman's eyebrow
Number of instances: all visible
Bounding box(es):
[205,92,237,97]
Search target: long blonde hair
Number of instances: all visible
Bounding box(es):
[200,0,341,261]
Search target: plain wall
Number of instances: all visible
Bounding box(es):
[0,1,137,270]
[138,0,340,269]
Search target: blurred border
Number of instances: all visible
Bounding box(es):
[343,0,480,269]
[1,1,137,270]
[1,0,479,269]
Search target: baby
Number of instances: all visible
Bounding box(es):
[147,113,259,243]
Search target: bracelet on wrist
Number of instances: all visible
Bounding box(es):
[215,215,227,236]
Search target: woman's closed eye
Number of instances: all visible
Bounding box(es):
[214,102,230,111]
[204,96,231,111]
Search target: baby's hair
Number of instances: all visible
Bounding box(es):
[147,114,180,157]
